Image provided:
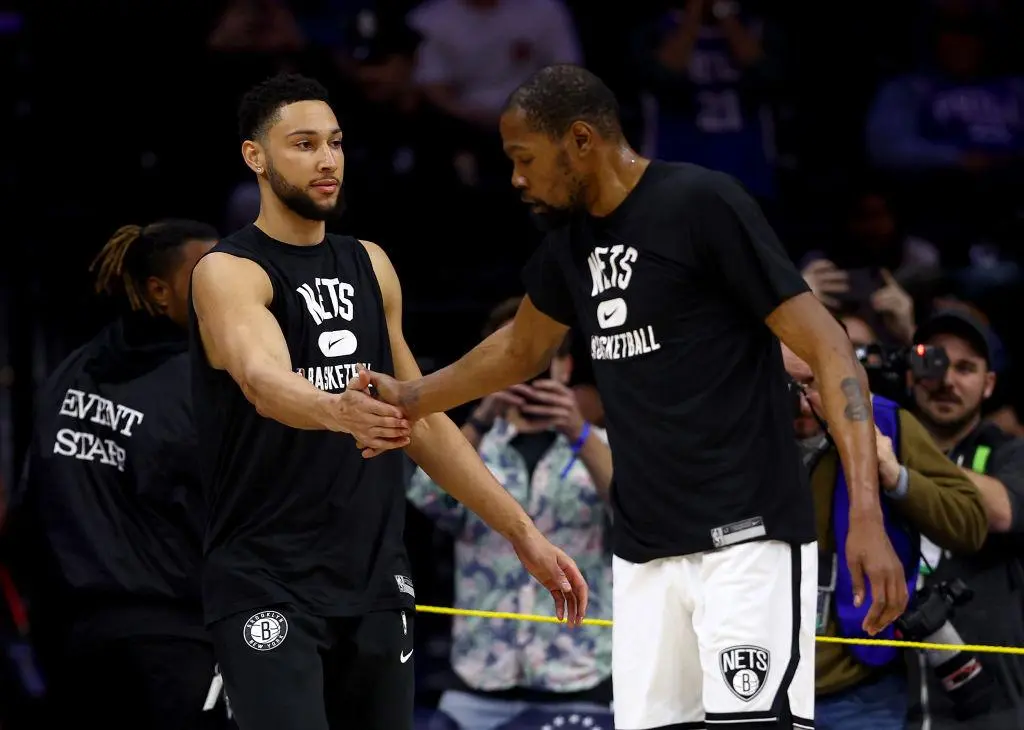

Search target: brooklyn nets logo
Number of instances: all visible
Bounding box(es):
[719,645,770,702]
[244,610,288,651]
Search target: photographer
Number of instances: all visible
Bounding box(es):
[906,309,1024,729]
[782,341,987,730]
[406,297,614,730]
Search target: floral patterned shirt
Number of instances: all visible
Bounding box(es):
[407,418,613,693]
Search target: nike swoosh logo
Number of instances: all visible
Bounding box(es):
[596,297,628,330]
[400,649,414,663]
[318,329,358,358]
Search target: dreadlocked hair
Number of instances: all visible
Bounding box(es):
[89,219,218,315]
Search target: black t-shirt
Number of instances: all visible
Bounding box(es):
[189,225,413,624]
[522,161,815,561]
[948,420,1024,557]
[910,421,1024,728]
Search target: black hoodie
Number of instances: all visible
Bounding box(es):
[7,313,207,643]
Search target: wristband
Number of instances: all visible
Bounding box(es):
[466,416,490,434]
[885,466,910,501]
[571,421,592,454]
[561,422,592,479]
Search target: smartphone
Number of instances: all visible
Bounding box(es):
[520,371,550,422]
[835,267,884,306]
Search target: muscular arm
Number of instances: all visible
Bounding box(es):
[398,296,568,419]
[191,252,407,442]
[192,253,335,429]
[362,241,535,539]
[768,292,881,517]
[368,240,588,621]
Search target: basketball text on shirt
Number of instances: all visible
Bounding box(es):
[294,276,369,392]
[586,244,661,361]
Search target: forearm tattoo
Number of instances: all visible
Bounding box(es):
[840,377,870,422]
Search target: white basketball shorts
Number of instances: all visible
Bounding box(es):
[612,540,816,730]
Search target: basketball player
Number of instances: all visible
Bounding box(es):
[187,73,587,730]
[365,65,909,730]
[10,220,228,729]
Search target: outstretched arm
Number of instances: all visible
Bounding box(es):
[373,294,568,420]
[191,252,410,448]
[361,241,588,624]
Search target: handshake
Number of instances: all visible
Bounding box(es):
[323,364,591,627]
[317,364,417,458]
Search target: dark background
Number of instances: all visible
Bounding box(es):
[2,0,1024,718]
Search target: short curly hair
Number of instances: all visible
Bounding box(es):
[503,64,621,139]
[237,73,331,142]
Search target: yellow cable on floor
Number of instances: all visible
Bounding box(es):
[414,605,1024,656]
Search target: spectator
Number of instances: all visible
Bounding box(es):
[337,11,481,287]
[407,296,614,730]
[631,0,787,201]
[803,186,941,291]
[783,338,986,730]
[407,0,582,132]
[802,260,916,346]
[841,314,880,350]
[207,0,305,54]
[800,183,937,345]
[865,9,1024,254]
[866,13,1024,175]
[906,309,1024,729]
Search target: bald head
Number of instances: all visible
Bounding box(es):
[782,344,823,439]
[782,344,814,387]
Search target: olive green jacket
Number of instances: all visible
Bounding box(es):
[813,409,988,696]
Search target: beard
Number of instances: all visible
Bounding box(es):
[266,163,346,222]
[525,151,585,233]
[527,205,573,232]
[916,392,981,441]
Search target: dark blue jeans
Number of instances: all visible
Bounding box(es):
[817,673,907,730]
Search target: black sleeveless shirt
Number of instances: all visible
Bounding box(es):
[188,225,413,624]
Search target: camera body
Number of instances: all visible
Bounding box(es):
[854,343,950,408]
[897,578,994,719]
[897,578,971,640]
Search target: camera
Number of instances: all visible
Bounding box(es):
[854,343,949,408]
[896,578,994,719]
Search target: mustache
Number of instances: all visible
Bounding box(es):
[928,389,961,404]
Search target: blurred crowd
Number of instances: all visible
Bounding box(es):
[2,0,1024,728]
